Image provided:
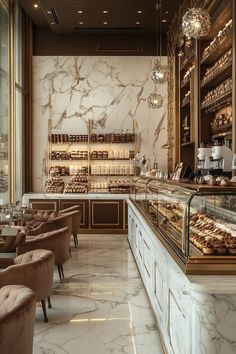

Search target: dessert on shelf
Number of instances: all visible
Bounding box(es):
[45,173,65,193]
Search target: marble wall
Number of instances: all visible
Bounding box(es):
[33,56,168,192]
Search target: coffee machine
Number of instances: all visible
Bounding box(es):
[210,145,233,172]
[197,147,212,171]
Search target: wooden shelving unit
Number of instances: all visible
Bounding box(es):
[199,0,233,148]
[178,38,196,169]
[174,0,235,171]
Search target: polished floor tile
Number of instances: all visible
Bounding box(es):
[33,234,164,354]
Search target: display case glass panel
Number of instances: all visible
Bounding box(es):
[131,177,236,274]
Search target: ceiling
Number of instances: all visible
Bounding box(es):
[19,0,179,34]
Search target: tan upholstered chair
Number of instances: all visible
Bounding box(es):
[0,249,55,322]
[23,207,81,248]
[26,212,73,236]
[0,285,36,354]
[59,207,81,248]
[17,227,70,281]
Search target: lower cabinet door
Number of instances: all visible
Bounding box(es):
[29,199,59,211]
[91,200,124,230]
[60,200,89,229]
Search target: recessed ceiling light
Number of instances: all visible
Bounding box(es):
[136,21,141,25]
[103,21,108,25]
[165,11,169,14]
[162,19,167,23]
[78,10,83,14]
[33,4,38,8]
[51,22,55,25]
[103,10,108,14]
[47,11,51,14]
[79,21,84,25]
[137,10,142,14]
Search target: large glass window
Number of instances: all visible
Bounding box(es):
[15,0,27,201]
[15,0,26,87]
[0,2,9,204]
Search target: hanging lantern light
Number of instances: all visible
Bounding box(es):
[151,60,168,84]
[150,1,168,84]
[182,8,211,39]
[148,90,164,109]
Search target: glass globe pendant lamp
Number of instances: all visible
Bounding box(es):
[148,88,164,109]
[151,60,168,84]
[182,8,211,39]
[151,1,168,84]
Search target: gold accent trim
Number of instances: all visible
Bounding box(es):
[91,201,120,227]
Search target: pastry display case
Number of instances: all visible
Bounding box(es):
[130,177,236,274]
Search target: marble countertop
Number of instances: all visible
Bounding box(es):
[23,193,130,201]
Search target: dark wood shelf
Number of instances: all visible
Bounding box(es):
[180,141,194,147]
[201,62,232,88]
[201,90,232,112]
[200,31,232,65]
[181,77,191,89]
[181,99,191,108]
[212,123,232,138]
[180,54,194,72]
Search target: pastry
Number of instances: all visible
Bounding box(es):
[202,242,215,255]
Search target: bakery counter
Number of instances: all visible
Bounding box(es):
[128,199,236,354]
[22,193,129,233]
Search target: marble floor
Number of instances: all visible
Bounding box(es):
[33,234,164,354]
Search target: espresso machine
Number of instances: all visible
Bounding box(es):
[197,147,212,171]
[210,145,233,174]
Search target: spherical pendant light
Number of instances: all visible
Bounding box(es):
[182,8,211,39]
[151,61,168,84]
[148,91,164,109]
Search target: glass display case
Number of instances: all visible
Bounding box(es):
[130,177,236,274]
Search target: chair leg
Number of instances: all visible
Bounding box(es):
[69,247,72,257]
[60,264,65,280]
[41,300,48,323]
[47,297,52,309]
[57,265,62,281]
[73,234,78,248]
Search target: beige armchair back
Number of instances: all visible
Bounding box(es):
[0,284,36,354]
[17,227,70,281]
[0,249,55,322]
